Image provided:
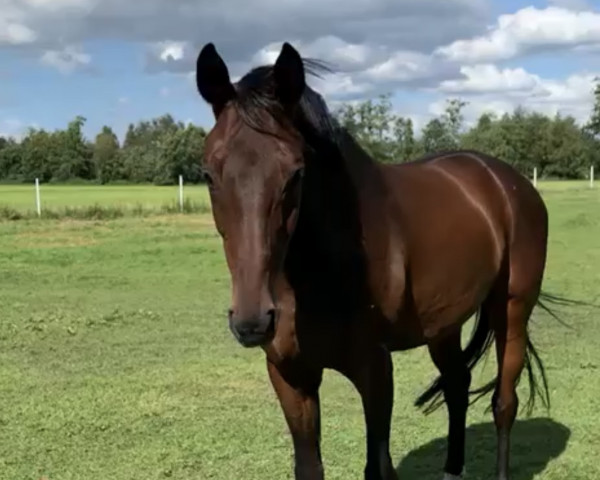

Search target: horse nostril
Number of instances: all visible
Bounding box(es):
[228,309,234,321]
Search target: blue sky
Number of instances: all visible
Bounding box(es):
[1,0,599,141]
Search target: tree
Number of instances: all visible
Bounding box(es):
[51,116,94,181]
[19,128,54,182]
[420,99,467,153]
[1,100,598,183]
[152,124,206,185]
[392,117,417,162]
[442,99,467,147]
[585,77,600,138]
[334,93,417,163]
[0,138,23,181]
[93,126,122,183]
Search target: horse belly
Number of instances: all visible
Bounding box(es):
[410,212,502,339]
[398,192,503,341]
[370,157,507,347]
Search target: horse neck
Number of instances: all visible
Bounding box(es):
[282,130,378,314]
[336,129,382,194]
[305,129,378,225]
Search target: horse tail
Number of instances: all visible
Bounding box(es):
[414,307,494,415]
[414,289,585,415]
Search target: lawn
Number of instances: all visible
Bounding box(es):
[0,184,212,219]
[0,182,598,479]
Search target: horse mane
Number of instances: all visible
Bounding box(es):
[231,58,344,148]
[230,54,379,320]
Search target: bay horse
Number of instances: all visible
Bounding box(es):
[195,42,557,480]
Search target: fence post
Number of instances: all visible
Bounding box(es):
[35,178,41,217]
[591,165,595,188]
[178,175,184,212]
[533,167,537,188]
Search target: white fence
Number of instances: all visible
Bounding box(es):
[31,174,188,217]
[27,168,596,217]
[532,166,594,189]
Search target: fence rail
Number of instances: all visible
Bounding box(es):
[0,170,596,222]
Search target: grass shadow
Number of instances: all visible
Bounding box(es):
[396,418,570,480]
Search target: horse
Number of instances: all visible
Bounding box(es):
[194,41,557,480]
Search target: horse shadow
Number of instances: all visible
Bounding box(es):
[396,418,570,480]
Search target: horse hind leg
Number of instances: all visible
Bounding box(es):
[489,288,548,480]
[426,331,471,479]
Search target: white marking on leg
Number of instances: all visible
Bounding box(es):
[442,473,462,480]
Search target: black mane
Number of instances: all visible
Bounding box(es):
[228,60,378,320]
[232,59,343,146]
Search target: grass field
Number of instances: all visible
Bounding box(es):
[0,182,598,479]
[0,184,212,219]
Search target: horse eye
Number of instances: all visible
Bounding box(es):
[281,168,304,204]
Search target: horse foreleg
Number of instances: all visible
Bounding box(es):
[267,359,324,480]
[347,344,398,480]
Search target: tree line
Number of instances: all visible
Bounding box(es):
[1,81,599,184]
[0,115,207,185]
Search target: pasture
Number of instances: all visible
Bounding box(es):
[0,184,212,220]
[0,182,598,479]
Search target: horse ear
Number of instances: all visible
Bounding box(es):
[196,43,236,117]
[273,42,306,107]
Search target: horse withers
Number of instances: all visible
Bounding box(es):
[194,41,554,480]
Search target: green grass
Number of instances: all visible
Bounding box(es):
[0,184,212,219]
[0,183,598,479]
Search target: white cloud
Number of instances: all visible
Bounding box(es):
[438,64,541,94]
[436,6,600,63]
[40,45,91,73]
[430,70,599,127]
[0,22,37,45]
[311,72,373,98]
[362,51,435,83]
[0,0,487,59]
[0,0,598,134]
[156,41,187,62]
[0,0,489,99]
[135,0,488,74]
[205,35,460,100]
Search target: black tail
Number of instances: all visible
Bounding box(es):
[414,289,583,416]
[414,307,494,415]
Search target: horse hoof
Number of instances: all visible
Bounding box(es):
[442,473,463,480]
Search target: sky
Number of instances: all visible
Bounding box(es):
[0,0,599,142]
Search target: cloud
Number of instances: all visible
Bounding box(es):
[145,41,195,74]
[0,22,37,45]
[135,0,488,75]
[40,45,91,73]
[207,36,461,100]
[3,0,488,57]
[438,64,541,94]
[430,70,599,127]
[1,0,598,134]
[436,6,600,63]
[2,0,490,95]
